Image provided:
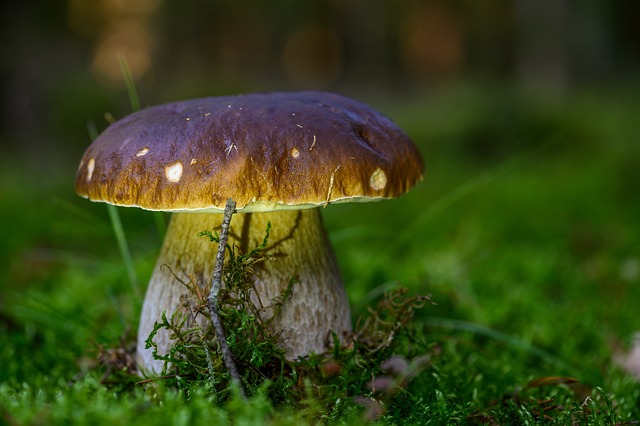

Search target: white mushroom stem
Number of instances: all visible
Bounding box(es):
[136,208,352,374]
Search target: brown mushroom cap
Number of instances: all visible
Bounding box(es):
[75,91,423,212]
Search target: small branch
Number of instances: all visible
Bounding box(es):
[207,198,246,398]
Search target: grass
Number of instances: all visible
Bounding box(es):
[1,86,640,424]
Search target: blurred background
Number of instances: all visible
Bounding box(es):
[1,0,639,170]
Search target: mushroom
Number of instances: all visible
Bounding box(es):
[75,91,424,373]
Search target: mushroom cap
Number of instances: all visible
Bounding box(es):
[75,91,423,212]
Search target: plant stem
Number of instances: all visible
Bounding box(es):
[107,204,140,301]
[207,199,245,398]
[118,53,140,112]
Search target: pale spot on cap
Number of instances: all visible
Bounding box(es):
[290,147,300,158]
[86,158,95,182]
[165,161,183,183]
[190,158,197,165]
[369,168,387,190]
[136,147,149,157]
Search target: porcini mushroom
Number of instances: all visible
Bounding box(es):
[75,91,423,373]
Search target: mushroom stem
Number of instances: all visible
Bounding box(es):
[137,208,352,374]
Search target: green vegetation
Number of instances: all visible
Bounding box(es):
[1,88,639,424]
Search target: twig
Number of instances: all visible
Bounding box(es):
[207,198,246,398]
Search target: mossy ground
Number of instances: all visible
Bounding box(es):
[2,88,640,425]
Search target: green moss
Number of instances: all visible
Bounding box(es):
[137,224,434,421]
[3,89,640,424]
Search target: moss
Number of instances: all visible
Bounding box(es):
[135,224,433,419]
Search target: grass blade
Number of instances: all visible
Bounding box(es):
[107,204,140,301]
[88,119,140,301]
[118,53,140,112]
[425,317,566,367]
